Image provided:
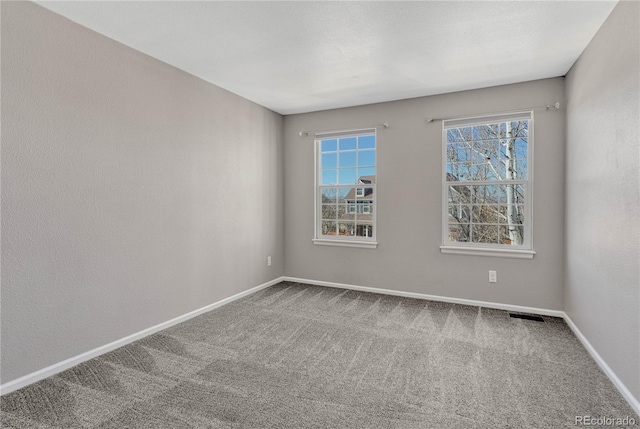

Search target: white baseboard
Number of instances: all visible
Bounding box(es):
[283,276,565,317]
[563,314,640,416]
[0,276,285,396]
[4,275,638,417]
[284,276,640,416]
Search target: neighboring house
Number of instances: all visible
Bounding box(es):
[341,176,375,237]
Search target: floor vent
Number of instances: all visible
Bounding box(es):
[509,313,544,322]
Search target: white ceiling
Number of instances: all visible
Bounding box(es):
[36,1,618,115]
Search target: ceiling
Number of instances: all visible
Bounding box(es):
[36,1,618,115]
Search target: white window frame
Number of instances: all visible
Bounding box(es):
[441,111,536,259]
[356,188,365,197]
[313,128,378,249]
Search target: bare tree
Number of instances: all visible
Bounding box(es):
[446,120,528,245]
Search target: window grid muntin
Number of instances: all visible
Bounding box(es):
[443,113,532,250]
[316,131,377,242]
[318,184,376,240]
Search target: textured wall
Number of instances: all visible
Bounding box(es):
[565,0,640,402]
[1,2,284,384]
[284,78,565,310]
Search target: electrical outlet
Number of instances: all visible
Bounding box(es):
[489,270,497,283]
[267,256,272,266]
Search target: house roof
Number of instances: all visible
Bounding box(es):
[345,176,376,201]
[338,213,373,225]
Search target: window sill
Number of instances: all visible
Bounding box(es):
[440,245,535,259]
[313,239,378,249]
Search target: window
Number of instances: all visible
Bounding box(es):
[346,201,372,214]
[441,112,535,258]
[314,129,377,248]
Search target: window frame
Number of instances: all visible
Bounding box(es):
[313,128,378,249]
[440,111,536,259]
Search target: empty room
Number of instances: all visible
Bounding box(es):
[1,1,639,428]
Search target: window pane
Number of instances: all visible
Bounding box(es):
[338,204,351,221]
[447,127,472,143]
[321,170,337,185]
[321,221,337,236]
[487,161,502,180]
[321,153,337,169]
[472,185,500,204]
[513,158,528,179]
[513,185,525,204]
[447,143,471,163]
[321,188,339,203]
[358,150,375,167]
[471,225,499,244]
[494,160,506,179]
[499,184,525,204]
[472,140,500,163]
[352,202,373,216]
[499,225,524,246]
[358,167,375,178]
[472,163,498,181]
[501,137,528,178]
[447,162,472,182]
[510,120,528,137]
[473,124,502,140]
[337,188,350,201]
[500,204,525,224]
[321,139,337,152]
[514,138,527,158]
[446,120,528,184]
[339,137,356,150]
[321,205,337,220]
[355,224,374,238]
[358,135,375,149]
[338,168,357,185]
[449,186,472,204]
[338,222,355,236]
[448,204,470,224]
[448,223,470,242]
[339,151,357,168]
[472,205,499,224]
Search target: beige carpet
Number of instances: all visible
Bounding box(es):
[1,281,637,428]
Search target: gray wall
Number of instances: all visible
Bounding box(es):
[284,78,565,310]
[5,0,636,405]
[1,2,284,384]
[565,0,640,402]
